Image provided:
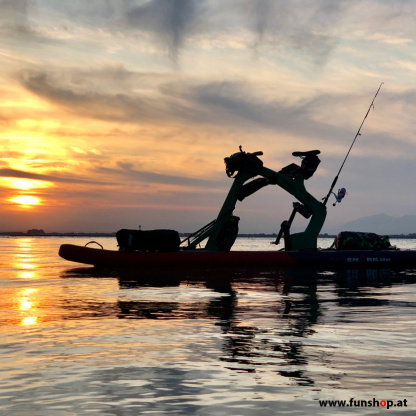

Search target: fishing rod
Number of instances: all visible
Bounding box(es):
[322,82,384,206]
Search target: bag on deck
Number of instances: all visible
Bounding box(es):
[116,229,181,252]
[333,231,392,250]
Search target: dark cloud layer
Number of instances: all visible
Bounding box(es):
[0,168,107,185]
[0,0,351,64]
[99,163,223,188]
[18,69,165,123]
[122,0,344,63]
[0,0,32,30]
[125,0,203,64]
[2,0,416,67]
[18,67,352,144]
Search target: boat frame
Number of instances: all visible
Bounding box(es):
[182,147,326,252]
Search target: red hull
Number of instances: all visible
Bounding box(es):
[59,244,296,268]
[59,244,416,269]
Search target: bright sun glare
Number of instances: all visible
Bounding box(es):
[2,178,52,190]
[10,195,40,206]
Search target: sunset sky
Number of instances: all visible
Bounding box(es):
[1,0,416,234]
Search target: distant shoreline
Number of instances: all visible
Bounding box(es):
[0,232,118,237]
[0,232,415,239]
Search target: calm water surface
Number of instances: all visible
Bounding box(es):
[1,236,416,415]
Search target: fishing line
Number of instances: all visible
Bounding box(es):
[322,82,384,206]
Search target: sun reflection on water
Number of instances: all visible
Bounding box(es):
[20,299,33,310]
[18,288,39,326]
[18,271,36,279]
[13,239,38,273]
[21,316,38,326]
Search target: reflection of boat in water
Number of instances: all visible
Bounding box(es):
[60,266,416,386]
[63,265,416,289]
[59,146,416,269]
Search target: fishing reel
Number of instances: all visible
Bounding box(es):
[224,146,264,178]
[331,187,347,206]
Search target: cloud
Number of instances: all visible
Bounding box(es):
[18,68,164,123]
[0,168,107,185]
[122,0,344,65]
[3,0,416,69]
[245,0,344,60]
[125,0,204,64]
[99,163,223,188]
[2,0,348,65]
[18,64,415,166]
[17,66,348,143]
[122,0,345,64]
[0,0,53,43]
[0,0,33,33]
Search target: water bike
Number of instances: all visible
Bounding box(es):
[59,146,416,269]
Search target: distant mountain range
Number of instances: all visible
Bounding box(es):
[325,214,416,236]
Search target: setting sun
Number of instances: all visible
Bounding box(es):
[10,195,40,206]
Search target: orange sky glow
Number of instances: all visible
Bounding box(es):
[1,1,416,233]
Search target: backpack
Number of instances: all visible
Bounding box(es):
[333,231,392,250]
[116,229,180,252]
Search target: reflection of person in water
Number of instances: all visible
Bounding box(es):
[212,268,320,386]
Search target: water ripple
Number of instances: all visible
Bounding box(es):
[1,237,416,414]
